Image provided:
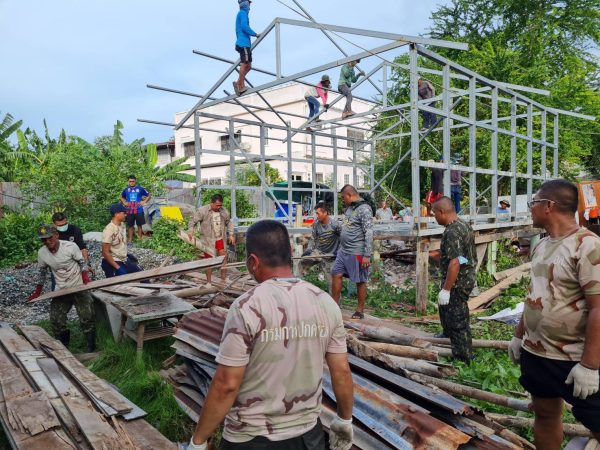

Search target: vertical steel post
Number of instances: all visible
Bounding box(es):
[442,64,451,198]
[409,44,421,229]
[541,110,547,180]
[526,104,533,202]
[194,112,203,208]
[275,21,282,79]
[228,119,237,224]
[311,133,317,212]
[382,64,388,108]
[510,97,517,219]
[352,138,358,187]
[469,77,477,219]
[553,114,559,177]
[370,139,376,191]
[491,87,498,220]
[287,124,293,223]
[260,125,267,217]
[332,129,339,216]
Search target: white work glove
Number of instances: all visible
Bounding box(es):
[508,336,522,364]
[565,363,600,400]
[584,438,600,450]
[187,438,207,450]
[437,289,450,306]
[329,415,353,450]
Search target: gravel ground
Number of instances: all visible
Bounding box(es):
[0,241,170,326]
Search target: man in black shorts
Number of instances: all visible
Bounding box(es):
[509,180,600,449]
[233,0,260,96]
[120,175,151,243]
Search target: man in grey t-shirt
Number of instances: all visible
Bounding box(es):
[331,185,373,319]
[299,202,340,293]
[375,200,394,221]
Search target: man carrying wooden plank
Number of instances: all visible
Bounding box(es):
[429,196,477,363]
[27,225,96,351]
[509,179,600,450]
[188,220,354,450]
[188,193,235,284]
[298,201,340,294]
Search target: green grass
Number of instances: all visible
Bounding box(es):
[33,319,194,443]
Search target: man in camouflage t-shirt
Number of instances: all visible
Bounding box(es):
[431,196,476,363]
[188,220,354,450]
[508,180,600,450]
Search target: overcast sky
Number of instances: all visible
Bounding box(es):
[0,0,449,144]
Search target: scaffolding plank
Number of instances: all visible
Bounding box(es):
[32,256,225,302]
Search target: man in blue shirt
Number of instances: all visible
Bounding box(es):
[120,175,151,243]
[233,0,261,96]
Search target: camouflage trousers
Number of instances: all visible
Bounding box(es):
[50,292,95,336]
[439,289,472,363]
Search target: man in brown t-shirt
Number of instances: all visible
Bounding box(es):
[509,179,600,450]
[188,220,354,450]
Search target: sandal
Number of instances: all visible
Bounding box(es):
[351,311,364,320]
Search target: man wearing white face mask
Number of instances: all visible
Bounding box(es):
[52,212,94,279]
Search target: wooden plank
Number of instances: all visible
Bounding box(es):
[0,328,36,356]
[110,292,195,322]
[14,351,91,449]
[32,256,225,302]
[18,325,67,352]
[38,358,122,450]
[99,285,157,297]
[6,391,61,436]
[493,262,532,281]
[117,419,178,450]
[468,270,529,311]
[50,349,132,415]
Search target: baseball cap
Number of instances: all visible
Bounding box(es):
[38,225,57,239]
[109,203,128,216]
[321,75,330,82]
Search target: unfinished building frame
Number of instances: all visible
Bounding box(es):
[140,13,594,312]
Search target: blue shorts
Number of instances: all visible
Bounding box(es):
[331,250,369,283]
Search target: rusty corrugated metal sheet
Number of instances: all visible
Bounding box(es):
[324,370,471,450]
[176,309,225,345]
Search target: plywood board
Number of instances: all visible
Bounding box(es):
[18,325,67,352]
[117,418,178,450]
[5,391,61,436]
[33,255,225,302]
[99,285,157,297]
[110,292,195,322]
[0,328,35,356]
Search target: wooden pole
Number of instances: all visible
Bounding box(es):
[345,322,432,348]
[420,337,511,350]
[486,413,591,437]
[404,371,532,412]
[387,355,457,378]
[415,238,430,314]
[361,341,439,361]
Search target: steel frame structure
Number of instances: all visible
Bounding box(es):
[140,12,595,312]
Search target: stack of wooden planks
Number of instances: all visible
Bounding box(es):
[0,325,176,450]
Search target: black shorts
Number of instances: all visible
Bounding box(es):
[520,350,600,432]
[221,420,326,449]
[125,212,145,227]
[236,45,252,63]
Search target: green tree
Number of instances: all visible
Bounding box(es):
[0,111,24,181]
[236,163,283,186]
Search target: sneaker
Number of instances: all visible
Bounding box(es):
[342,111,356,119]
[434,332,447,339]
[232,81,241,96]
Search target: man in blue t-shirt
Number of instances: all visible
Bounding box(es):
[233,0,260,96]
[120,175,151,243]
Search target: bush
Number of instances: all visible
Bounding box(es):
[136,218,200,261]
[0,211,51,268]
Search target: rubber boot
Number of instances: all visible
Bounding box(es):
[85,330,96,353]
[57,330,71,347]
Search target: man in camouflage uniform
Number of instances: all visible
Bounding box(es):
[298,202,341,293]
[508,180,600,450]
[430,196,476,363]
[27,225,96,352]
[188,220,354,450]
[331,185,373,319]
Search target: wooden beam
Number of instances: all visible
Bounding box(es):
[494,262,531,281]
[32,256,225,302]
[468,269,529,311]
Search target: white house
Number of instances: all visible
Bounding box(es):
[170,82,374,190]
